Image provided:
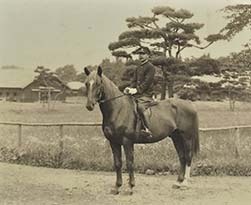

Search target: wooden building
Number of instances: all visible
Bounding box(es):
[0,68,70,102]
[67,81,85,96]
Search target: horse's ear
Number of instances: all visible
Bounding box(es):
[97,66,102,77]
[84,67,90,76]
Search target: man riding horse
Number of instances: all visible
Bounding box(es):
[123,47,156,137]
[84,64,199,193]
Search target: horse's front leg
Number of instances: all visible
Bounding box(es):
[110,142,122,195]
[123,138,135,195]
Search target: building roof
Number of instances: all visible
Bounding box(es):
[67,81,85,90]
[191,75,222,83]
[0,68,37,89]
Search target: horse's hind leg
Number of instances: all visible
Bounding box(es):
[183,133,194,183]
[175,131,194,188]
[171,131,186,183]
[123,138,135,195]
[110,142,122,195]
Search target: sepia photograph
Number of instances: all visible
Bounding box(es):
[0,0,251,204]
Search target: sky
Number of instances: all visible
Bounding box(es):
[0,0,250,72]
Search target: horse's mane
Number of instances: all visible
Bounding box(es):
[101,75,121,98]
[101,74,135,109]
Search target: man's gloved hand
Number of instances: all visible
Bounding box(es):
[123,87,137,95]
[123,87,130,94]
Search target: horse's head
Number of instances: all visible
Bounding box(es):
[84,66,103,111]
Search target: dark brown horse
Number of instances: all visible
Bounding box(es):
[84,66,199,194]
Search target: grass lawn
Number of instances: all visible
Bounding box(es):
[0,99,101,123]
[0,98,251,175]
[193,100,251,128]
[1,98,251,128]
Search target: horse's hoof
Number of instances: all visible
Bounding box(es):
[110,188,119,195]
[172,181,181,189]
[122,190,133,195]
[172,181,189,190]
[180,185,189,190]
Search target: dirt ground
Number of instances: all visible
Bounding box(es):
[0,162,251,205]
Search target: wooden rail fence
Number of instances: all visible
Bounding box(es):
[1,121,251,158]
[0,122,101,163]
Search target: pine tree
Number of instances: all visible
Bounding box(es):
[109,6,224,99]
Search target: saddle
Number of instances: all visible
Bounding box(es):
[135,96,159,112]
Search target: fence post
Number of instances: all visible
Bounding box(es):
[234,127,240,158]
[58,125,64,166]
[17,124,22,151]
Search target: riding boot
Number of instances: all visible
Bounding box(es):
[140,117,153,138]
[137,111,153,138]
[135,99,153,138]
[135,115,142,138]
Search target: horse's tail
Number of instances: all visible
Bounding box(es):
[192,112,200,155]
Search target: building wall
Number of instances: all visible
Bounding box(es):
[0,80,69,102]
[69,89,85,96]
[0,88,23,101]
[23,80,68,102]
[22,81,40,102]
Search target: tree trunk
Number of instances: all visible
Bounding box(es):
[160,67,175,99]
[167,79,174,98]
[230,98,236,111]
[160,77,167,100]
[228,88,235,111]
[160,68,167,100]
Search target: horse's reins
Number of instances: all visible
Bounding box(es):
[97,92,138,118]
[97,94,127,104]
[93,81,138,117]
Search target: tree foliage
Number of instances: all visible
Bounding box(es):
[108,5,224,98]
[229,43,251,69]
[221,4,251,40]
[55,65,77,83]
[99,58,126,86]
[111,50,132,60]
[34,66,54,87]
[109,6,223,59]
[77,59,126,87]
[34,66,66,92]
[188,55,221,75]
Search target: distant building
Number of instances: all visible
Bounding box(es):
[191,75,222,83]
[0,68,70,102]
[67,81,85,96]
